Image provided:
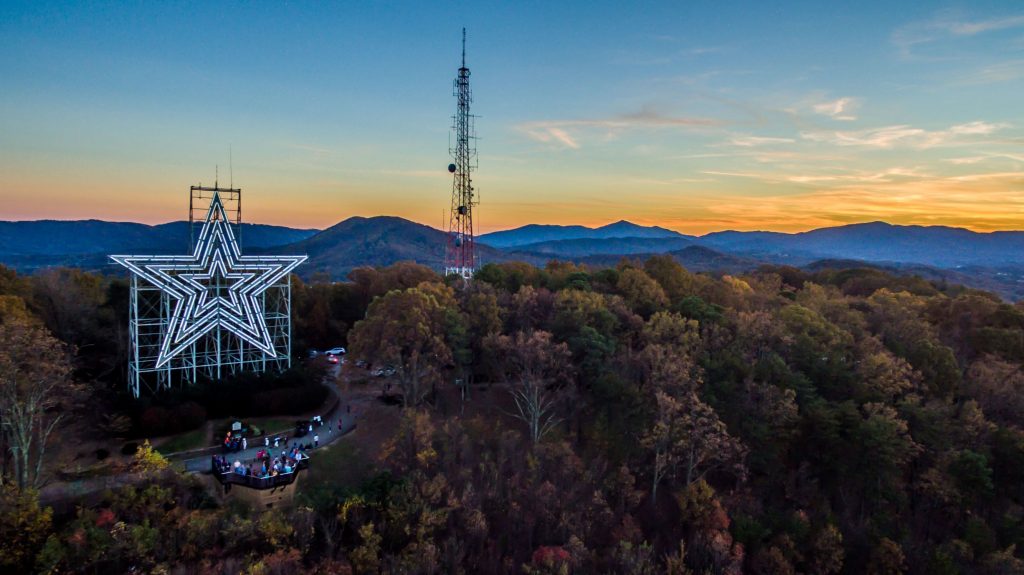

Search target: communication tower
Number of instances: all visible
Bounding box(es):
[444,28,479,279]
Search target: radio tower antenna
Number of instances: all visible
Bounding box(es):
[444,27,478,281]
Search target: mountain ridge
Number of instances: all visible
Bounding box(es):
[3,216,1024,299]
[479,220,691,248]
[0,219,318,257]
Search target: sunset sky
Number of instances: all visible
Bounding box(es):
[2,2,1023,234]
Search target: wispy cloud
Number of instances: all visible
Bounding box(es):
[516,106,719,150]
[942,153,1024,165]
[702,166,931,185]
[893,12,1024,58]
[943,15,1024,36]
[812,97,859,121]
[729,135,796,147]
[958,59,1024,84]
[945,156,988,165]
[800,121,1008,149]
[519,126,580,149]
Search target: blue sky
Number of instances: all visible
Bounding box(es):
[2,1,1023,232]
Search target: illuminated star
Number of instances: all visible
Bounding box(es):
[111,193,306,367]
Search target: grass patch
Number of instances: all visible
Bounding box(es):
[156,427,208,455]
[248,417,295,436]
[57,461,120,481]
[298,437,373,494]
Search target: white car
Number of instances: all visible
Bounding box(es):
[325,347,346,356]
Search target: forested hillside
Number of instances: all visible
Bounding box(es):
[3,259,1024,573]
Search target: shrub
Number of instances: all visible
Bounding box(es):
[174,401,207,431]
[138,406,173,435]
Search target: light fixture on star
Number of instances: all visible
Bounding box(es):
[111,193,306,368]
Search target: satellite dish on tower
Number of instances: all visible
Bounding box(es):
[448,163,457,173]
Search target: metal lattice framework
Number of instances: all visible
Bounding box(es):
[111,187,306,397]
[444,27,479,280]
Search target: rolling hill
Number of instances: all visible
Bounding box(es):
[508,236,694,258]
[700,221,1024,268]
[479,220,690,248]
[577,245,761,274]
[4,215,1024,300]
[0,220,318,272]
[267,216,524,279]
[0,220,317,256]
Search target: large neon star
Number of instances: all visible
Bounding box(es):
[111,193,306,368]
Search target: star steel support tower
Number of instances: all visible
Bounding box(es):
[445,28,479,280]
[112,185,306,398]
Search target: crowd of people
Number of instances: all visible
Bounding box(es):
[222,431,247,452]
[212,444,308,480]
[211,411,354,484]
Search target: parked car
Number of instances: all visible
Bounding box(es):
[325,347,346,356]
[326,355,339,364]
[372,365,396,377]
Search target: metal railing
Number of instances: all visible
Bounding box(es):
[213,458,309,490]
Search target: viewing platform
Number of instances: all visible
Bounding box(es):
[212,457,310,491]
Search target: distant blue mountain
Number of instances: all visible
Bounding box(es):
[699,221,1024,268]
[0,220,317,257]
[6,216,1024,300]
[479,220,690,248]
[509,236,694,258]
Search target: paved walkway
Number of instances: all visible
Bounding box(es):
[40,365,358,507]
[179,364,359,473]
[182,411,357,472]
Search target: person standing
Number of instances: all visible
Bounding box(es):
[314,433,319,448]
[242,436,247,451]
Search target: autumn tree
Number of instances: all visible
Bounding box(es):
[485,330,572,444]
[867,289,960,398]
[0,483,53,573]
[616,267,669,318]
[964,355,1024,426]
[348,262,440,304]
[805,523,844,575]
[457,283,503,382]
[643,255,700,304]
[348,282,455,407]
[507,285,556,333]
[551,289,621,380]
[291,275,351,349]
[29,268,111,349]
[0,317,75,489]
[855,336,921,402]
[866,538,907,575]
[639,339,745,502]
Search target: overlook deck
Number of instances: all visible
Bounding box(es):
[213,457,310,490]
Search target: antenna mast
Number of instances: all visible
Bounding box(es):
[444,27,478,280]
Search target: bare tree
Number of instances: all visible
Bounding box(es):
[485,330,572,444]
